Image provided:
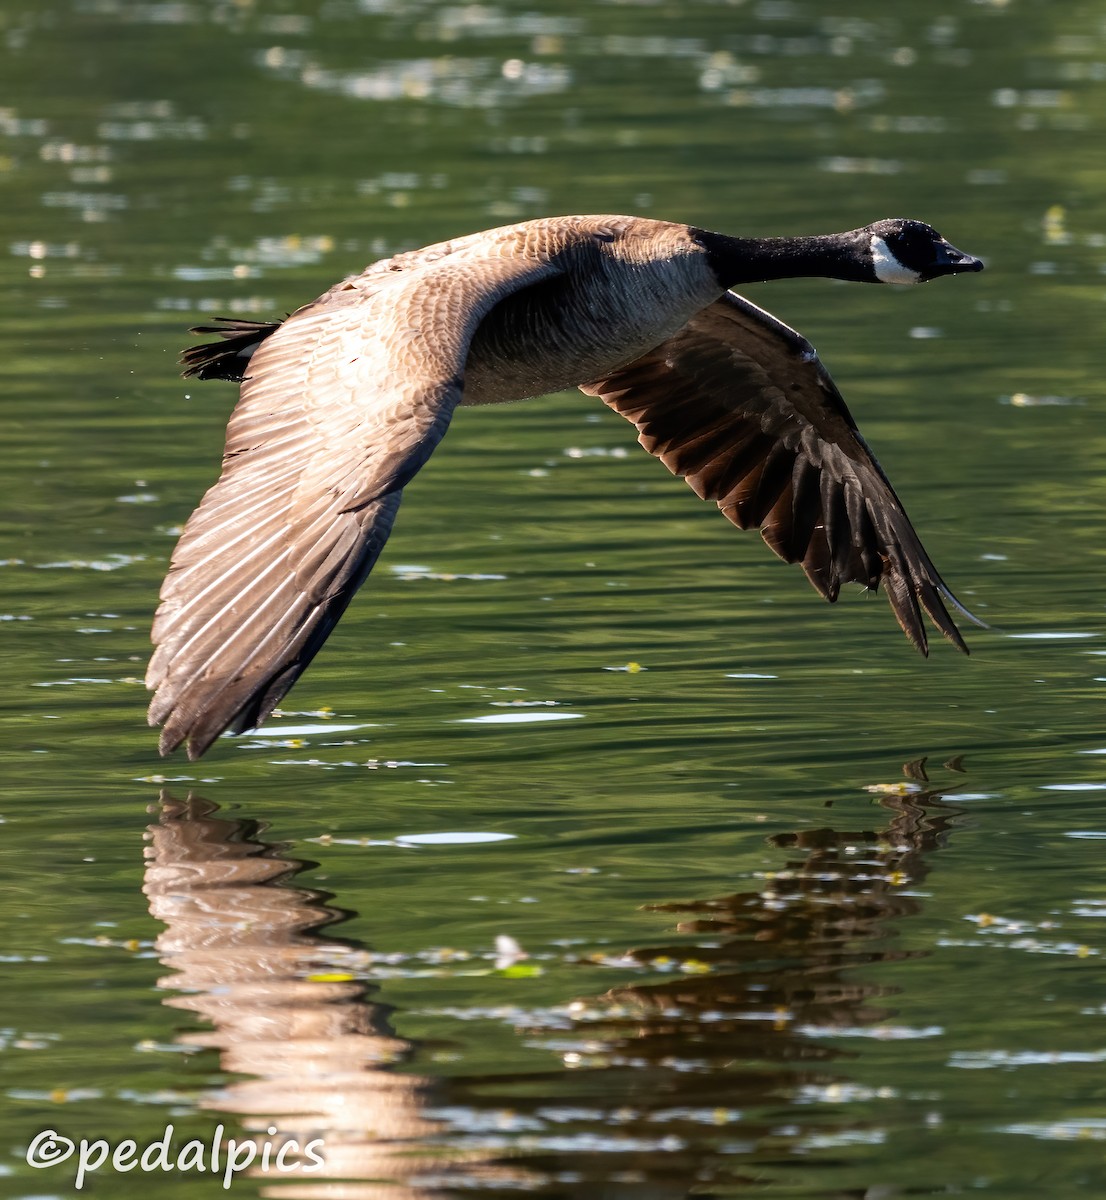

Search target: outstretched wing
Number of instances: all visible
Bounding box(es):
[149,252,561,759]
[580,291,978,653]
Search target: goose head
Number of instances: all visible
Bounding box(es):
[864,218,984,285]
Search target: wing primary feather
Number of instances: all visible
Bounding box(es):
[801,528,838,602]
[848,492,881,588]
[884,567,929,656]
[819,470,850,583]
[744,441,796,528]
[917,580,970,653]
[787,458,822,564]
[760,484,795,561]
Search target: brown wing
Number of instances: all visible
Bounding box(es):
[580,291,977,654]
[149,252,562,759]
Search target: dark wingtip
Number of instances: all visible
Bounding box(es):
[931,583,986,654]
[885,574,980,657]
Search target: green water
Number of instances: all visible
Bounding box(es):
[4,1,1106,1196]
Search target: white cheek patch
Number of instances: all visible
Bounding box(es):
[870,235,922,285]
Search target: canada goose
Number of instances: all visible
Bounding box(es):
[148,214,984,759]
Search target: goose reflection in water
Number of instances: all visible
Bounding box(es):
[143,793,529,1196]
[143,772,964,1197]
[441,773,966,1197]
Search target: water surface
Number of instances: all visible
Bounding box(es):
[4,2,1106,1196]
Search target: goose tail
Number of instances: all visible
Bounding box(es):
[179,317,284,382]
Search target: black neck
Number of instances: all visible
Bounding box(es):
[690,227,870,287]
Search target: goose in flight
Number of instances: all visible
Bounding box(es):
[148,214,984,758]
